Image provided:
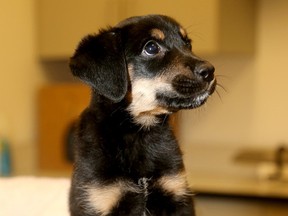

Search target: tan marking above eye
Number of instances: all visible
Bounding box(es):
[179,27,187,38]
[150,28,165,40]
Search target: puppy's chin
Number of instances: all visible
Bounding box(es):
[156,79,216,111]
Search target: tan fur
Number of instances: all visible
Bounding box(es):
[151,28,165,40]
[84,180,140,215]
[165,63,194,80]
[140,107,170,116]
[127,64,135,80]
[134,115,159,128]
[157,172,190,198]
[127,78,172,128]
[179,27,187,38]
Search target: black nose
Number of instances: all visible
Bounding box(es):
[195,62,215,82]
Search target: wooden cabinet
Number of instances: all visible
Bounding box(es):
[38,84,90,173]
[37,0,119,59]
[37,0,256,59]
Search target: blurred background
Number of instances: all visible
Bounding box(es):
[0,0,288,215]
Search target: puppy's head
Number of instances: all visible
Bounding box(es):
[70,15,216,127]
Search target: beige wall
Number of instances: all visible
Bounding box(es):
[181,0,288,148]
[253,0,288,145]
[0,0,45,174]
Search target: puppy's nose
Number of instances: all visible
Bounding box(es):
[195,62,215,82]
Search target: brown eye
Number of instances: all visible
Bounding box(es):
[184,38,192,50]
[143,40,160,56]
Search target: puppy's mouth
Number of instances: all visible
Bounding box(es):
[156,75,216,111]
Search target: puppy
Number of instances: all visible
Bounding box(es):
[69,14,216,216]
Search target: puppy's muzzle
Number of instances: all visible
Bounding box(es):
[172,61,216,97]
[157,60,216,111]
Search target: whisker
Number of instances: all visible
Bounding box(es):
[215,74,231,80]
[215,89,223,103]
[145,207,152,216]
[184,25,205,41]
[110,105,125,116]
[184,24,195,30]
[216,83,228,93]
[119,117,130,126]
[162,114,169,127]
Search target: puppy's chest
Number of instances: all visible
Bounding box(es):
[115,133,179,175]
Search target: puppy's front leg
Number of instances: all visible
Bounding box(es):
[110,191,147,216]
[146,189,195,216]
[70,178,148,216]
[145,173,195,216]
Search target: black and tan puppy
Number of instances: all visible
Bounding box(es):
[69,15,216,216]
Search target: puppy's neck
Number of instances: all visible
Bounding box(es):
[89,92,171,131]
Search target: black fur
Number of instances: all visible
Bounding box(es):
[70,29,128,102]
[69,15,216,216]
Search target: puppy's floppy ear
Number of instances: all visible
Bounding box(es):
[69,28,127,102]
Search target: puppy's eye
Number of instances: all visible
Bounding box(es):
[186,39,192,50]
[143,41,160,56]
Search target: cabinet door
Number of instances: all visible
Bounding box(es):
[38,0,255,58]
[118,0,218,55]
[38,0,119,59]
[38,84,90,173]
